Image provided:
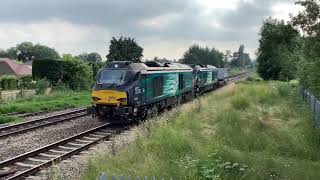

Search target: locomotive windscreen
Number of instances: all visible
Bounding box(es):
[99,70,127,84]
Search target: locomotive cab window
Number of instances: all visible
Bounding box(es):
[99,70,127,84]
[152,76,163,97]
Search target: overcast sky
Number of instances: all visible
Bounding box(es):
[0,0,302,60]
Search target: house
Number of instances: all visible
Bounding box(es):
[0,58,32,76]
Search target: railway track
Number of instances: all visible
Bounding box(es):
[0,124,123,180]
[2,111,50,119]
[0,108,87,139]
[227,72,252,83]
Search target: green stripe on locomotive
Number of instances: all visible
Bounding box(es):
[141,71,193,103]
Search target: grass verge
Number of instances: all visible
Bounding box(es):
[81,81,320,180]
[0,91,91,124]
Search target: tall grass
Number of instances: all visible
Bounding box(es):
[0,91,91,124]
[81,82,320,180]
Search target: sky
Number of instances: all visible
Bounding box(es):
[0,0,302,61]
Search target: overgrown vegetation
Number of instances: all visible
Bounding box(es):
[82,81,320,180]
[257,18,301,81]
[32,59,93,91]
[257,0,320,97]
[0,90,91,123]
[0,75,50,92]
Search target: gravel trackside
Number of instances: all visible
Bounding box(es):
[0,116,104,162]
[40,126,138,180]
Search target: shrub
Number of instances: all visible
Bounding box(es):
[231,95,250,110]
[35,78,50,94]
[88,62,104,80]
[19,75,35,89]
[33,59,93,91]
[0,76,18,90]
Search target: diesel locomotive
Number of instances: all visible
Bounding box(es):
[88,61,228,123]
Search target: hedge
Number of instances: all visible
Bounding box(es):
[0,76,18,90]
[32,59,93,90]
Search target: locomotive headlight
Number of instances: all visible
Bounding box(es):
[92,97,101,101]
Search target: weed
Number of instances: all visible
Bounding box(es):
[0,90,90,124]
[81,81,320,180]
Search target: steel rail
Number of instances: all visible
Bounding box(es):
[0,124,118,180]
[0,108,87,138]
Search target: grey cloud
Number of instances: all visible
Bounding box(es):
[0,0,296,57]
[0,0,191,26]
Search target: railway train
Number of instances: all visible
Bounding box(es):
[88,61,229,123]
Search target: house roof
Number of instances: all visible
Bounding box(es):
[0,58,32,76]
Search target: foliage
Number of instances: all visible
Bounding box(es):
[106,36,144,63]
[16,42,34,62]
[88,62,104,80]
[82,81,320,180]
[32,59,92,90]
[0,49,7,57]
[6,47,18,59]
[291,0,320,98]
[19,75,34,89]
[0,42,60,62]
[0,90,91,124]
[291,0,320,37]
[180,44,224,67]
[31,44,60,61]
[0,115,20,124]
[77,52,102,62]
[34,78,50,94]
[62,54,103,81]
[0,76,18,90]
[229,45,252,68]
[257,18,301,81]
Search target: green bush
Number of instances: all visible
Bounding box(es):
[0,76,18,90]
[88,62,104,80]
[231,95,250,110]
[33,59,93,91]
[35,78,50,94]
[19,75,35,89]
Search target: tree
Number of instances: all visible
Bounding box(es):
[0,49,7,58]
[180,45,224,67]
[33,59,93,90]
[87,53,102,62]
[62,53,78,61]
[6,47,18,59]
[16,42,34,62]
[32,44,60,60]
[76,53,88,61]
[12,42,60,62]
[106,36,144,63]
[291,0,320,96]
[291,0,320,37]
[257,18,301,81]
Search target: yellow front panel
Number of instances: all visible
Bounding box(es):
[92,90,127,105]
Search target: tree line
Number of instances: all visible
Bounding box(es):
[257,0,320,97]
[0,35,251,91]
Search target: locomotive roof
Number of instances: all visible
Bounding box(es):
[193,64,217,71]
[105,61,193,73]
